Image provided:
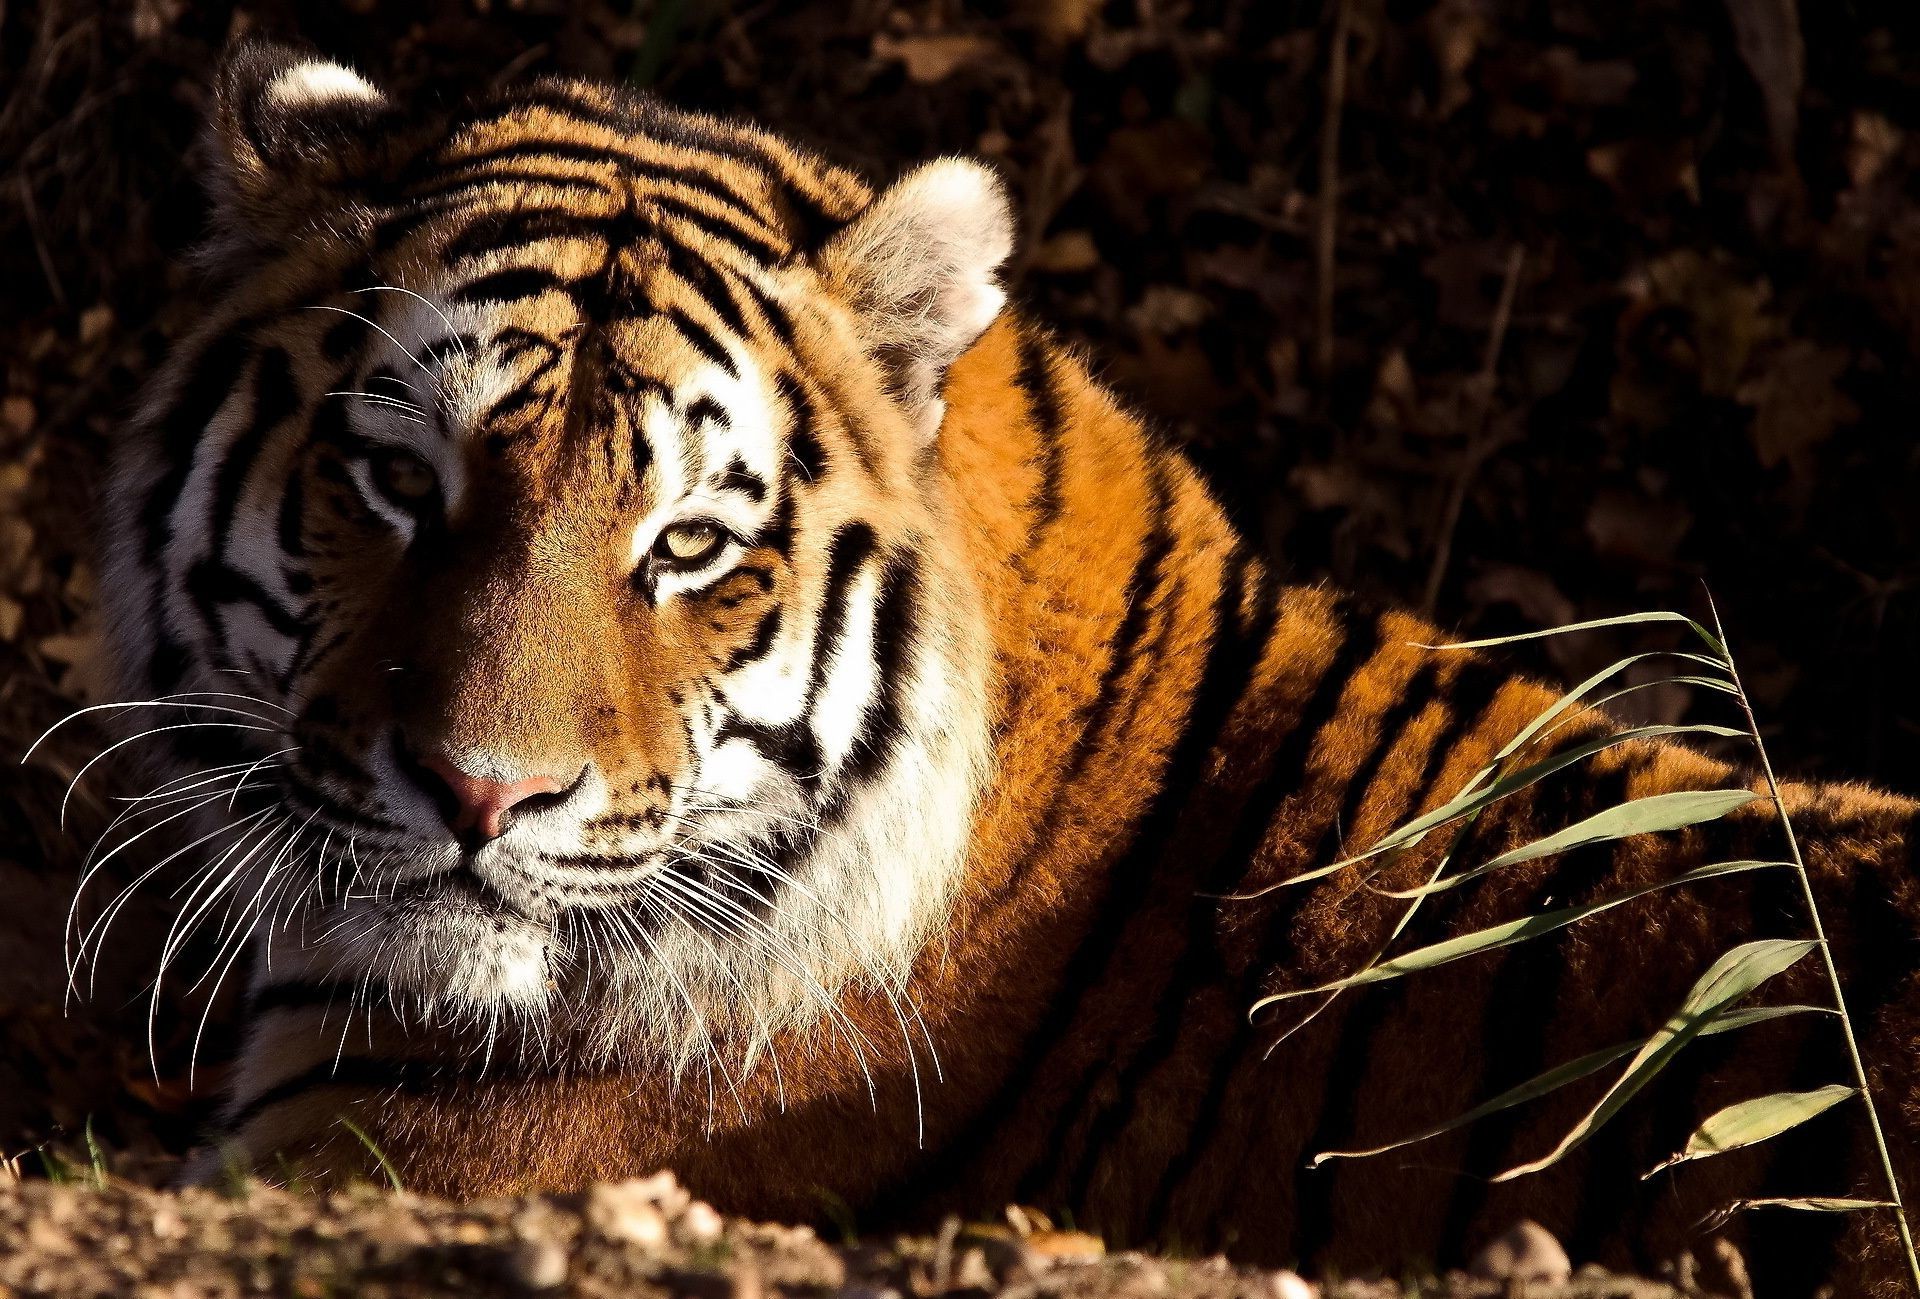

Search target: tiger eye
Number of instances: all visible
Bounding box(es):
[655,521,726,566]
[368,448,437,508]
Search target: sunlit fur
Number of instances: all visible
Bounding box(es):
[82,42,1920,1297]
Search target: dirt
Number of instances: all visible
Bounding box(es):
[0,1173,1734,1299]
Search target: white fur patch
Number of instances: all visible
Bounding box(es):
[265,61,383,111]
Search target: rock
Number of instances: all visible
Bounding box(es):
[1469,1220,1573,1284]
[1022,1229,1106,1264]
[502,1238,568,1291]
[1268,1271,1318,1299]
[584,1181,669,1249]
[682,1200,725,1244]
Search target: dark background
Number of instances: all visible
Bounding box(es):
[3,0,1920,1158]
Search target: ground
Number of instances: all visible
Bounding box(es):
[0,1173,1744,1298]
[0,0,1915,1290]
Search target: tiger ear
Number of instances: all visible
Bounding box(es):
[814,158,1015,439]
[206,39,396,241]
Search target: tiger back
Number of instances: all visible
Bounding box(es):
[92,40,1920,1296]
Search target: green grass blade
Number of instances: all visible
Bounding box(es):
[1309,1003,1826,1168]
[1492,938,1817,1182]
[1418,610,1728,658]
[1383,788,1761,901]
[1476,654,1731,778]
[1645,1085,1855,1179]
[1249,727,1753,895]
[337,1116,403,1192]
[1699,1197,1896,1233]
[1257,859,1790,1008]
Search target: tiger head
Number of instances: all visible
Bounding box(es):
[99,42,1007,1059]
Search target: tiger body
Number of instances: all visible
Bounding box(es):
[94,43,1920,1293]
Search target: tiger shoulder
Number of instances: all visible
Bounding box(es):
[85,39,1920,1297]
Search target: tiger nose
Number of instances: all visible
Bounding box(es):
[410,751,575,848]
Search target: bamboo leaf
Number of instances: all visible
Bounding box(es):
[1309,1003,1827,1168]
[1491,939,1818,1182]
[1383,788,1762,900]
[1255,860,1790,1009]
[1698,1197,1896,1233]
[1476,654,1733,780]
[1252,729,1754,895]
[1417,610,1728,658]
[1645,1086,1856,1179]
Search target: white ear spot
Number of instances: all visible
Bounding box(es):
[817,157,1015,436]
[265,61,383,110]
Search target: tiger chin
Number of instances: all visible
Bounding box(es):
[87,37,1920,1295]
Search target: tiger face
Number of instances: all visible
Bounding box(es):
[99,45,1008,1060]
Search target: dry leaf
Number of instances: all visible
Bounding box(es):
[872,32,997,84]
[1585,488,1692,566]
[1738,339,1859,469]
[1848,111,1902,189]
[1125,285,1212,335]
[1031,231,1100,275]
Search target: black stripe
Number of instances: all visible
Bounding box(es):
[722,606,782,672]
[1047,571,1302,1208]
[662,238,753,339]
[717,465,765,504]
[648,192,783,265]
[480,380,556,432]
[1015,333,1066,541]
[185,559,309,642]
[141,331,255,552]
[1143,608,1462,1232]
[804,523,880,709]
[837,554,922,789]
[430,138,769,223]
[1282,659,1513,1265]
[686,396,730,430]
[665,306,738,375]
[778,372,827,482]
[440,208,608,264]
[901,546,1267,1203]
[1429,754,1636,1258]
[394,167,615,208]
[211,347,298,552]
[226,1056,442,1130]
[450,267,577,307]
[1061,457,1176,791]
[321,313,367,361]
[735,272,798,347]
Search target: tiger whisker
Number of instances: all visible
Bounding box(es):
[53,719,283,827]
[354,285,471,363]
[301,305,441,385]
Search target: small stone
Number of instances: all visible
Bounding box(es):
[1268,1271,1317,1299]
[681,1200,724,1244]
[503,1238,569,1291]
[953,1246,997,1290]
[585,1181,669,1249]
[1469,1220,1572,1285]
[1022,1229,1106,1264]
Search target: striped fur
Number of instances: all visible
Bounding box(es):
[94,42,1920,1294]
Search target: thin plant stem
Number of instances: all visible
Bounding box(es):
[1712,596,1920,1291]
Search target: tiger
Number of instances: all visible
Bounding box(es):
[82,36,1920,1295]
